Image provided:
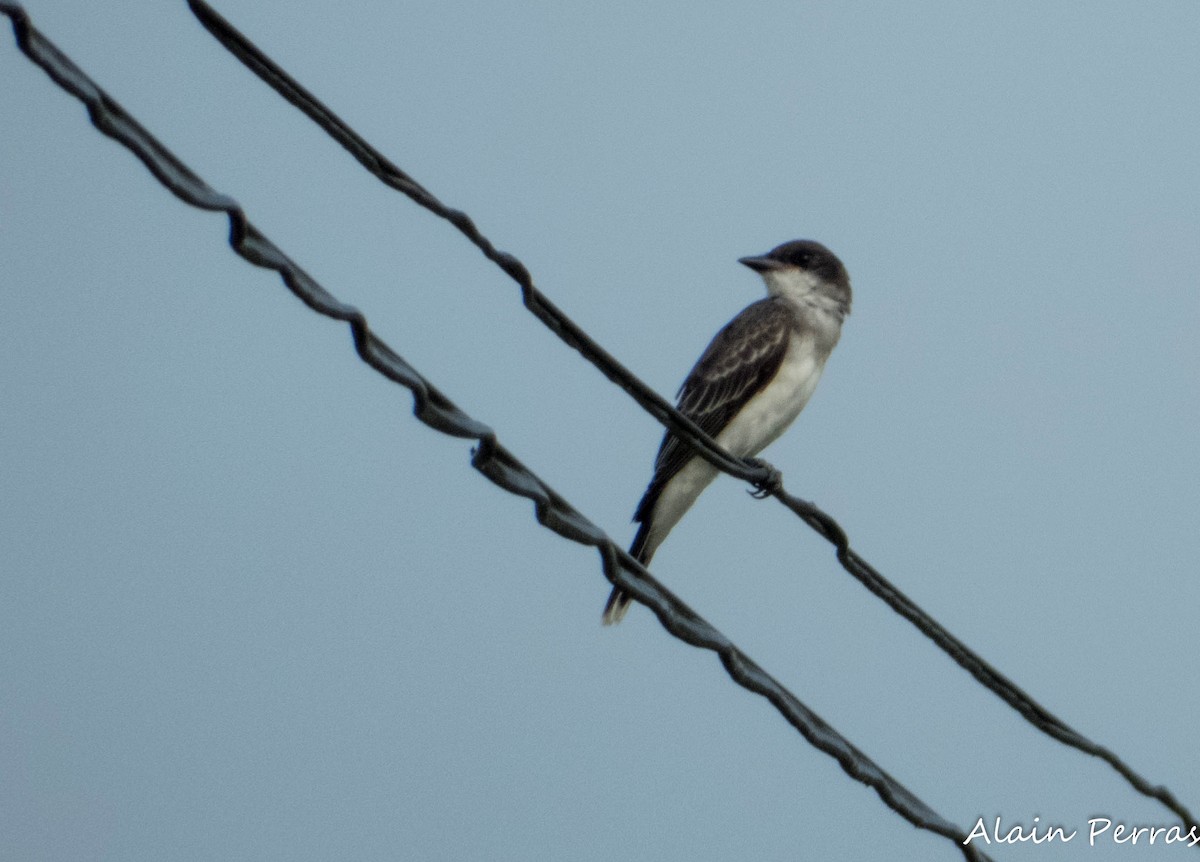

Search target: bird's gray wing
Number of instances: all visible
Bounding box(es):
[632,297,792,529]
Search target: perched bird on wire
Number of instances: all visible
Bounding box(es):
[603,239,851,624]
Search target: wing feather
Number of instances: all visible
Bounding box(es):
[633,297,792,525]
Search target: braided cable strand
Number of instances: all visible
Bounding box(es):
[182,0,1199,836]
[2,4,998,859]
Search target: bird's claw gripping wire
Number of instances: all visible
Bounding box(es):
[745,458,782,499]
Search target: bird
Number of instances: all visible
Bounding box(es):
[602,239,851,624]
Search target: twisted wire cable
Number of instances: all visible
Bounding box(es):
[2,4,1002,858]
[182,0,1197,835]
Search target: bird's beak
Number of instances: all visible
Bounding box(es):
[738,255,781,273]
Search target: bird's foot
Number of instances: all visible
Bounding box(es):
[745,458,782,499]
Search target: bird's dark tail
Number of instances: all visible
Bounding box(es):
[601,588,631,626]
[602,521,653,625]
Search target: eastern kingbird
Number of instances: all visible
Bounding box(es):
[603,239,851,624]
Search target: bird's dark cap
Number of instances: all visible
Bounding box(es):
[739,239,849,290]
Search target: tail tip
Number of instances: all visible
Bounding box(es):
[602,588,632,625]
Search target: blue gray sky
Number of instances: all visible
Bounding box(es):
[3,3,1198,860]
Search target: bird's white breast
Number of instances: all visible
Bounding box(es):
[714,331,825,458]
[638,332,827,558]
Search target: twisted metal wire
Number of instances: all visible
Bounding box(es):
[182,0,1199,835]
[2,3,1000,858]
